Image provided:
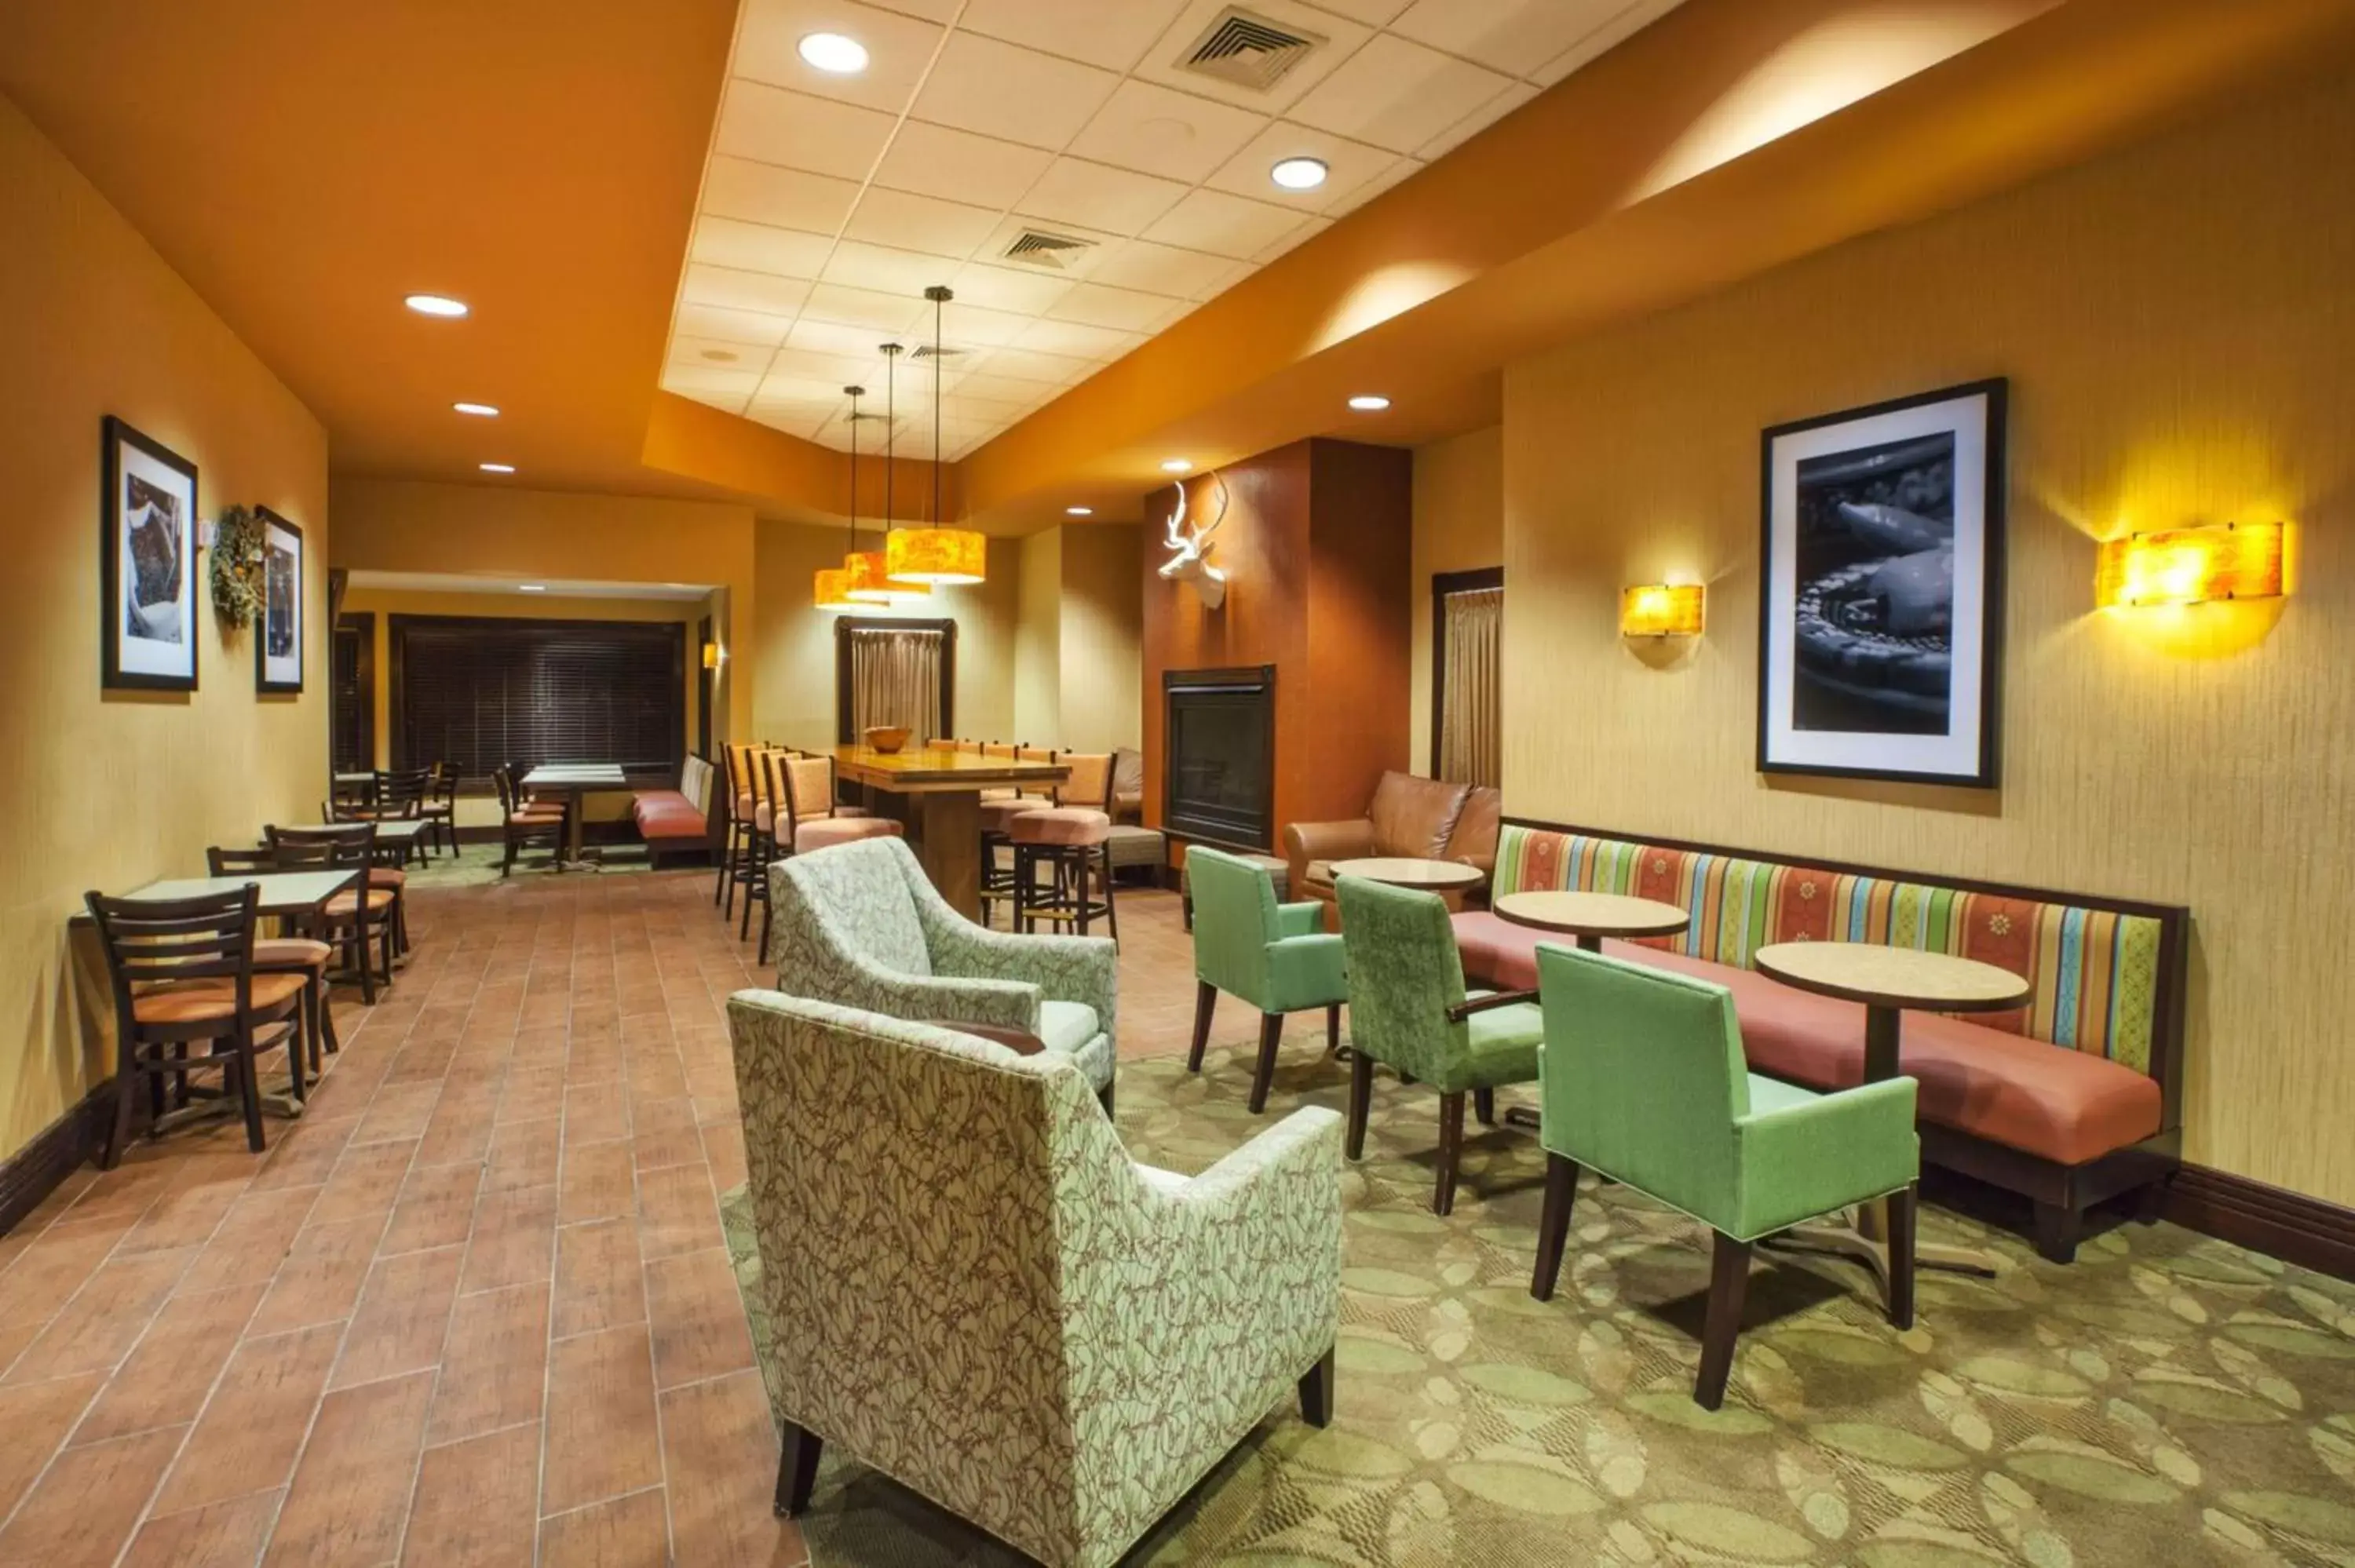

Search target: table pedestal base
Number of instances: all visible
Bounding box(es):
[911,790,984,920]
[1760,1198,1999,1309]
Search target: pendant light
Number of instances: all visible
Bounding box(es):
[848,345,928,604]
[885,285,988,586]
[812,382,865,612]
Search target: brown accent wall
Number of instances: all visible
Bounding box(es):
[1141,439,1412,851]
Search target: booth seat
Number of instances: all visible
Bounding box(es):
[1455,823,2187,1261]
[633,755,713,867]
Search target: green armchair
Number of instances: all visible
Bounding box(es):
[1529,943,1922,1409]
[1185,845,1350,1114]
[768,835,1119,1111]
[728,992,1343,1568]
[1335,874,1545,1216]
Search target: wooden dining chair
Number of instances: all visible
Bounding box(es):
[83,884,306,1165]
[369,768,432,866]
[207,844,338,1073]
[267,822,396,1003]
[492,764,566,878]
[420,762,459,859]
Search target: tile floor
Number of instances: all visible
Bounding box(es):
[0,863,1203,1566]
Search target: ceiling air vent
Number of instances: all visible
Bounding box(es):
[1001,228,1099,271]
[1178,7,1325,93]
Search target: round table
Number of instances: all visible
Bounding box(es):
[1752,941,2032,1293]
[1327,857,1485,892]
[1495,890,1688,953]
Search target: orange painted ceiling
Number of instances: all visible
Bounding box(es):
[6,0,2354,537]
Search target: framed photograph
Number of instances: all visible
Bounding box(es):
[100,416,199,691]
[255,508,305,694]
[1758,379,2006,788]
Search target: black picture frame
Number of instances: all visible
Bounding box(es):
[1757,378,2006,788]
[255,507,305,694]
[100,416,199,691]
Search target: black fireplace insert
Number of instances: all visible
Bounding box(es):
[1163,665,1276,851]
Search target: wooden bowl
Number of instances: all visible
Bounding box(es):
[863,725,912,754]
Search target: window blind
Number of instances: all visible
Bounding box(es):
[392,615,684,780]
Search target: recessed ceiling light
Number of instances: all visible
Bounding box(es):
[479,462,516,474]
[452,401,499,418]
[1271,156,1329,191]
[798,31,868,73]
[1066,506,1094,516]
[1348,395,1391,412]
[404,294,469,318]
[518,583,546,593]
[1161,458,1192,473]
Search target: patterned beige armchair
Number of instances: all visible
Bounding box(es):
[727,991,1344,1568]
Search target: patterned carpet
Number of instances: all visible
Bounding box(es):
[725,1043,2355,1567]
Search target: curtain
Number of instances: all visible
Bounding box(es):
[850,627,943,738]
[1438,586,1501,788]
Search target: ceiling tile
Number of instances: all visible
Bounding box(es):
[1534,0,1682,85]
[789,316,907,357]
[765,345,883,384]
[681,264,816,318]
[978,212,1124,278]
[971,345,1095,383]
[932,299,1035,346]
[911,33,1121,151]
[1204,119,1404,212]
[1287,33,1515,154]
[1130,0,1375,116]
[870,120,1055,210]
[1141,188,1313,259]
[957,0,1192,71]
[688,217,835,279]
[1085,239,1247,299]
[714,79,899,183]
[1255,214,1331,262]
[1017,157,1190,237]
[758,371,856,405]
[1046,281,1183,331]
[1013,317,1145,359]
[801,281,932,333]
[746,401,831,439]
[1065,78,1269,184]
[668,335,773,372]
[676,301,800,347]
[703,156,862,234]
[953,371,1059,406]
[864,0,959,21]
[1298,0,1414,22]
[839,187,1002,257]
[947,261,1075,314]
[1393,0,1631,78]
[1417,81,1536,160]
[733,0,946,113]
[662,364,766,397]
[670,384,754,417]
[822,238,963,296]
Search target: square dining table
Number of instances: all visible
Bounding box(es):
[522,762,629,870]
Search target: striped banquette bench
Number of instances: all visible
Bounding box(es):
[1453,821,2189,1262]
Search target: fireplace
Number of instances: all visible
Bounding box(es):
[1163,665,1276,851]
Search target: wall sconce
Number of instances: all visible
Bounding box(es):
[702,643,724,670]
[1621,583,1705,638]
[2095,520,2287,609]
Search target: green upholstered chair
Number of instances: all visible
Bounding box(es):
[1185,845,1350,1114]
[768,835,1121,1112]
[1529,943,1922,1409]
[1334,874,1544,1216]
[728,991,1343,1568]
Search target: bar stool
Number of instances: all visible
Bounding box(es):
[1010,752,1119,945]
[977,742,1048,924]
[717,742,758,914]
[759,753,905,961]
[208,844,338,1072]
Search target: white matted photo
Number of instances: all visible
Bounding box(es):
[100,416,199,691]
[257,508,304,694]
[1758,379,2006,788]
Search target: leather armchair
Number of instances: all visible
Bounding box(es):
[1283,771,1488,917]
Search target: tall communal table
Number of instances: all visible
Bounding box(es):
[521,763,629,872]
[832,744,1068,920]
[1752,941,2032,1304]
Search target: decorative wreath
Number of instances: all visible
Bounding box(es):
[209,505,269,630]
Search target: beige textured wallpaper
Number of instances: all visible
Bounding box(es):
[1495,69,2354,1205]
[1410,426,1506,776]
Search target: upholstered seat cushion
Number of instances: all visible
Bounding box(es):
[133,972,306,1023]
[977,798,1048,833]
[1103,823,1165,870]
[509,810,563,827]
[793,817,904,854]
[1451,995,1546,1093]
[372,868,407,889]
[1038,1000,1100,1056]
[323,888,399,919]
[253,938,333,970]
[1010,807,1111,846]
[1452,911,2163,1167]
[632,789,707,842]
[736,793,755,819]
[754,802,776,833]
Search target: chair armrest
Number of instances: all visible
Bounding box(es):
[1275,900,1325,939]
[1283,819,1375,891]
[1167,1106,1344,1219]
[1446,988,1535,1023]
[926,920,1118,1039]
[1265,933,1347,1013]
[1734,1077,1920,1240]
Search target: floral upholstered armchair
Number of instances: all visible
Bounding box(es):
[768,834,1120,1110]
[727,993,1343,1568]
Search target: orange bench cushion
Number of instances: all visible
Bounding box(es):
[632,790,707,843]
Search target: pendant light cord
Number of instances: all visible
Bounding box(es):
[932,288,944,525]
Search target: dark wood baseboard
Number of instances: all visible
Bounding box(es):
[0,1085,110,1237]
[2161,1164,2355,1283]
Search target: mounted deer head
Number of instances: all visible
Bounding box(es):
[1157,473,1229,610]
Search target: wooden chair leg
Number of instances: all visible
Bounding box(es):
[1187,980,1216,1074]
[235,1036,268,1154]
[757,894,775,966]
[1693,1234,1753,1410]
[1099,844,1119,946]
[774,1421,823,1518]
[1345,1048,1373,1161]
[1531,1151,1579,1301]
[1325,1002,1341,1056]
[2033,1199,2082,1264]
[1886,1183,1919,1331]
[355,923,376,1005]
[1249,1012,1285,1114]
[1473,1086,1495,1125]
[1298,1344,1335,1428]
[739,840,761,940]
[287,1001,309,1103]
[1097,1078,1115,1119]
[1433,1092,1466,1216]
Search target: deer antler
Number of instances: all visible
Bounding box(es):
[1192,474,1229,546]
[1162,480,1190,552]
